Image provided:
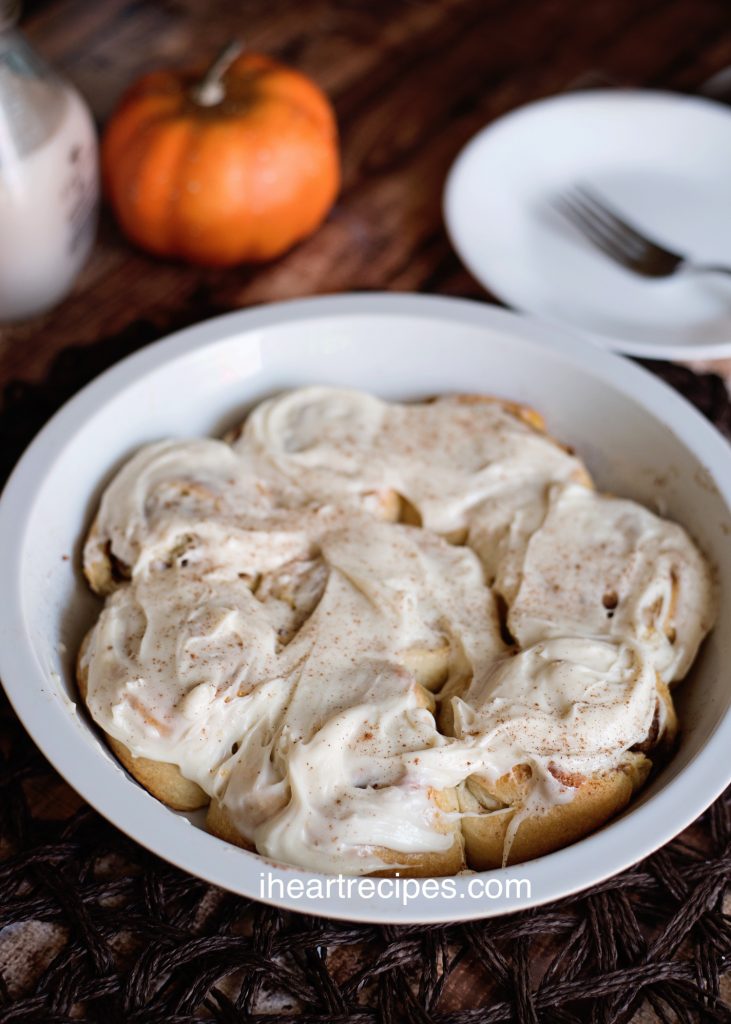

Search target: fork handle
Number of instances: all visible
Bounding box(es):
[688,263,731,277]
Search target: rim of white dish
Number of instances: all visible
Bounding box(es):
[1,293,731,924]
[444,88,731,361]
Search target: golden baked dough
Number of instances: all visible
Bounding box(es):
[207,786,465,877]
[399,643,451,692]
[76,633,209,812]
[372,787,465,877]
[459,756,651,869]
[205,798,256,851]
[441,640,678,870]
[83,518,126,596]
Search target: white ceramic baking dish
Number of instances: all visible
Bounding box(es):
[1,293,729,923]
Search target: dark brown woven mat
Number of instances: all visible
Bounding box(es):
[1,325,730,1024]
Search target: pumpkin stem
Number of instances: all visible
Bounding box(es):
[192,40,244,106]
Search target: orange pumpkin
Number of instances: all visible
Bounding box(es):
[102,47,340,266]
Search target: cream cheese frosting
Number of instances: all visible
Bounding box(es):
[80,387,715,874]
[497,483,716,682]
[452,638,657,796]
[236,388,589,536]
[84,516,503,873]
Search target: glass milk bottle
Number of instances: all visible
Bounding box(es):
[0,1,99,321]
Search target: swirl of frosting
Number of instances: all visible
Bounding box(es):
[452,637,657,789]
[493,483,715,682]
[238,387,588,536]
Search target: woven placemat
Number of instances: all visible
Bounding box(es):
[1,324,730,1024]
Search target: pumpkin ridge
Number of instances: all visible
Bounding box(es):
[280,95,338,141]
[105,111,182,242]
[257,74,338,139]
[103,106,176,195]
[167,119,206,255]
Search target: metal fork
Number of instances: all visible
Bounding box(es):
[553,186,731,278]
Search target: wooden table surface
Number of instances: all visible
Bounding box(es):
[2,1,731,1019]
[3,0,731,391]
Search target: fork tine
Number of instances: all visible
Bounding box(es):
[565,191,644,259]
[555,185,690,277]
[555,195,637,264]
[574,185,654,254]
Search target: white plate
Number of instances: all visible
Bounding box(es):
[444,89,731,359]
[1,294,731,924]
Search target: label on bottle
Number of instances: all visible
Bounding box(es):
[62,136,98,256]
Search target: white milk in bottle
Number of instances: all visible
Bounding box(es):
[0,2,99,321]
